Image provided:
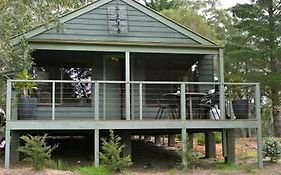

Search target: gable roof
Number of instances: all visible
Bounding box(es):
[11,0,217,46]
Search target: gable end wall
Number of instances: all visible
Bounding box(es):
[32,0,199,45]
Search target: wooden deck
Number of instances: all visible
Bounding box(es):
[6,119,259,130]
[5,80,263,169]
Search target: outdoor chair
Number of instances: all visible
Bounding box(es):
[199,92,220,120]
[155,94,180,119]
[0,137,5,153]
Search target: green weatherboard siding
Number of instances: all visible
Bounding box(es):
[32,0,199,44]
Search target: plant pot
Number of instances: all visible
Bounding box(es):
[18,97,37,120]
[36,71,49,80]
[232,99,249,119]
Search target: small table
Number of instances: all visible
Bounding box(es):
[165,92,206,119]
[185,92,206,119]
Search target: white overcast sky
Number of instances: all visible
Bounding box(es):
[219,0,250,8]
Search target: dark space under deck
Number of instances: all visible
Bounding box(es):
[12,129,223,165]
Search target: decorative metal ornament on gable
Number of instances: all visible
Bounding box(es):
[107,5,128,34]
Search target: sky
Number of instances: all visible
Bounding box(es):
[219,0,250,8]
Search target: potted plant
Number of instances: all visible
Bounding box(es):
[14,70,37,120]
[226,86,249,119]
[225,75,249,119]
[232,99,249,119]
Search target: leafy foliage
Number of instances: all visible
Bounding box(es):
[262,137,281,162]
[226,0,281,136]
[99,130,132,172]
[178,136,200,168]
[161,7,217,41]
[196,132,222,146]
[183,0,232,43]
[17,134,57,170]
[0,0,94,108]
[49,159,68,171]
[143,0,182,11]
[261,103,274,137]
[0,0,82,67]
[13,70,37,97]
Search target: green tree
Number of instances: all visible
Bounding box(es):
[0,0,90,72]
[17,134,58,170]
[161,7,217,42]
[160,0,236,44]
[179,0,233,42]
[100,130,132,172]
[227,0,281,136]
[0,0,92,108]
[143,0,182,11]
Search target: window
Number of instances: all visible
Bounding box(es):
[61,68,92,105]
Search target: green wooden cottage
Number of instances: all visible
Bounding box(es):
[5,0,263,169]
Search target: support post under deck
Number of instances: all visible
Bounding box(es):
[181,128,187,167]
[255,84,263,169]
[94,129,99,167]
[205,132,216,158]
[4,129,11,169]
[225,129,235,164]
[10,131,20,164]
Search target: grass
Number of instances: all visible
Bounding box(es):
[213,162,259,174]
[77,166,111,175]
[168,168,177,175]
[49,159,69,171]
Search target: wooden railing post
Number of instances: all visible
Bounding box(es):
[125,52,131,120]
[94,82,99,121]
[6,80,12,121]
[125,82,131,120]
[218,48,225,120]
[219,83,225,120]
[139,83,143,120]
[52,81,55,120]
[180,83,186,121]
[255,84,261,122]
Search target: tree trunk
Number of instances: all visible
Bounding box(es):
[267,0,281,137]
[273,110,281,137]
[270,84,281,136]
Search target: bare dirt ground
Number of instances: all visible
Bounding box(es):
[0,168,78,175]
[1,138,281,175]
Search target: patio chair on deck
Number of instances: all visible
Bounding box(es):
[155,93,180,119]
[199,92,220,120]
[0,137,5,153]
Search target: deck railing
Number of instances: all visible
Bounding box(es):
[6,80,261,122]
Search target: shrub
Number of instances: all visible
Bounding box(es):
[178,137,200,168]
[78,166,111,175]
[196,133,205,146]
[215,133,222,144]
[262,137,281,162]
[17,134,57,170]
[196,132,222,146]
[49,159,68,171]
[99,130,132,172]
